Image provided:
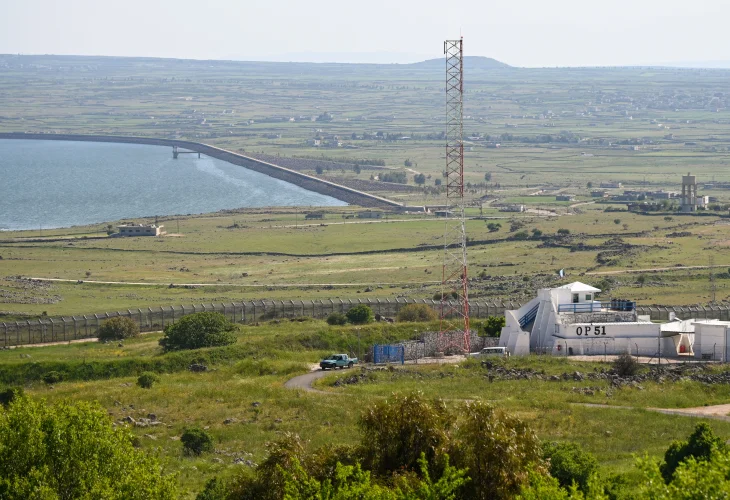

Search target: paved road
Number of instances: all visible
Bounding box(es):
[585,264,729,276]
[283,368,336,393]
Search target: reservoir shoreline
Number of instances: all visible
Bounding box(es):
[0,133,402,209]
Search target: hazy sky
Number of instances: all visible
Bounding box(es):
[1,0,728,67]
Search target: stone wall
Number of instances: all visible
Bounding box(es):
[371,330,500,362]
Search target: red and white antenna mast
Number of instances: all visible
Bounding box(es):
[438,38,470,354]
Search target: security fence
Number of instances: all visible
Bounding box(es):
[5,299,730,348]
[1,298,520,348]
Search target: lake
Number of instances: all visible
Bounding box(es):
[0,139,346,231]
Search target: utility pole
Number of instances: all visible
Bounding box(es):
[710,254,717,303]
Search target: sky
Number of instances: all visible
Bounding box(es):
[1,0,729,68]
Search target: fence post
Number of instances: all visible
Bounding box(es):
[62,318,67,341]
[1,323,6,347]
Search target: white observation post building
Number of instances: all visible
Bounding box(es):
[499,282,701,358]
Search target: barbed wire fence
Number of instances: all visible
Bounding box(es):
[0,297,521,347]
[3,300,728,348]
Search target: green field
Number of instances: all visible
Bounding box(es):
[6,319,730,497]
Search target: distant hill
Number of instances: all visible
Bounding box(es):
[408,56,510,70]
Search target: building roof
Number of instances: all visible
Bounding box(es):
[558,282,601,293]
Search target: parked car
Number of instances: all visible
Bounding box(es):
[470,347,510,358]
[320,354,358,370]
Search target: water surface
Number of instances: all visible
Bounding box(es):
[0,139,345,230]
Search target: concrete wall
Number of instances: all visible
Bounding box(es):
[694,323,730,361]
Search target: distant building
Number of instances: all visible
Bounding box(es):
[357,210,383,219]
[649,191,677,200]
[499,204,525,213]
[556,195,576,202]
[117,224,164,237]
[600,181,622,189]
[590,190,608,198]
[434,210,454,217]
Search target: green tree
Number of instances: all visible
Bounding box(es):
[636,274,647,287]
[613,219,621,225]
[316,166,324,175]
[98,316,140,342]
[414,173,427,185]
[586,182,593,189]
[404,159,412,167]
[542,442,598,493]
[449,401,544,500]
[159,312,236,352]
[557,229,570,236]
[660,423,727,482]
[359,392,453,476]
[531,228,543,238]
[482,316,506,337]
[435,178,442,186]
[513,231,530,240]
[346,305,374,325]
[396,304,438,323]
[0,396,176,499]
[487,222,501,232]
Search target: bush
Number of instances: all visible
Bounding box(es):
[326,312,348,326]
[660,423,726,482]
[557,228,570,235]
[43,371,63,385]
[0,387,23,407]
[542,441,598,493]
[513,231,530,240]
[482,315,506,337]
[159,312,236,352]
[0,396,176,498]
[396,304,438,323]
[181,427,214,456]
[359,392,452,475]
[98,316,140,341]
[450,401,544,500]
[612,353,640,377]
[137,371,159,389]
[346,305,374,325]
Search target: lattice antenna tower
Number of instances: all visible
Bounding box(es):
[438,38,470,354]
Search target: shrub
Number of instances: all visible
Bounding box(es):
[0,396,176,498]
[450,401,544,500]
[181,427,214,456]
[346,305,374,325]
[487,222,501,232]
[137,371,159,389]
[557,228,570,235]
[359,392,452,475]
[513,231,530,240]
[482,315,506,337]
[326,312,348,326]
[159,312,236,352]
[612,353,640,377]
[396,304,438,322]
[0,387,23,407]
[98,316,140,341]
[660,423,726,482]
[542,441,598,493]
[42,371,63,385]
